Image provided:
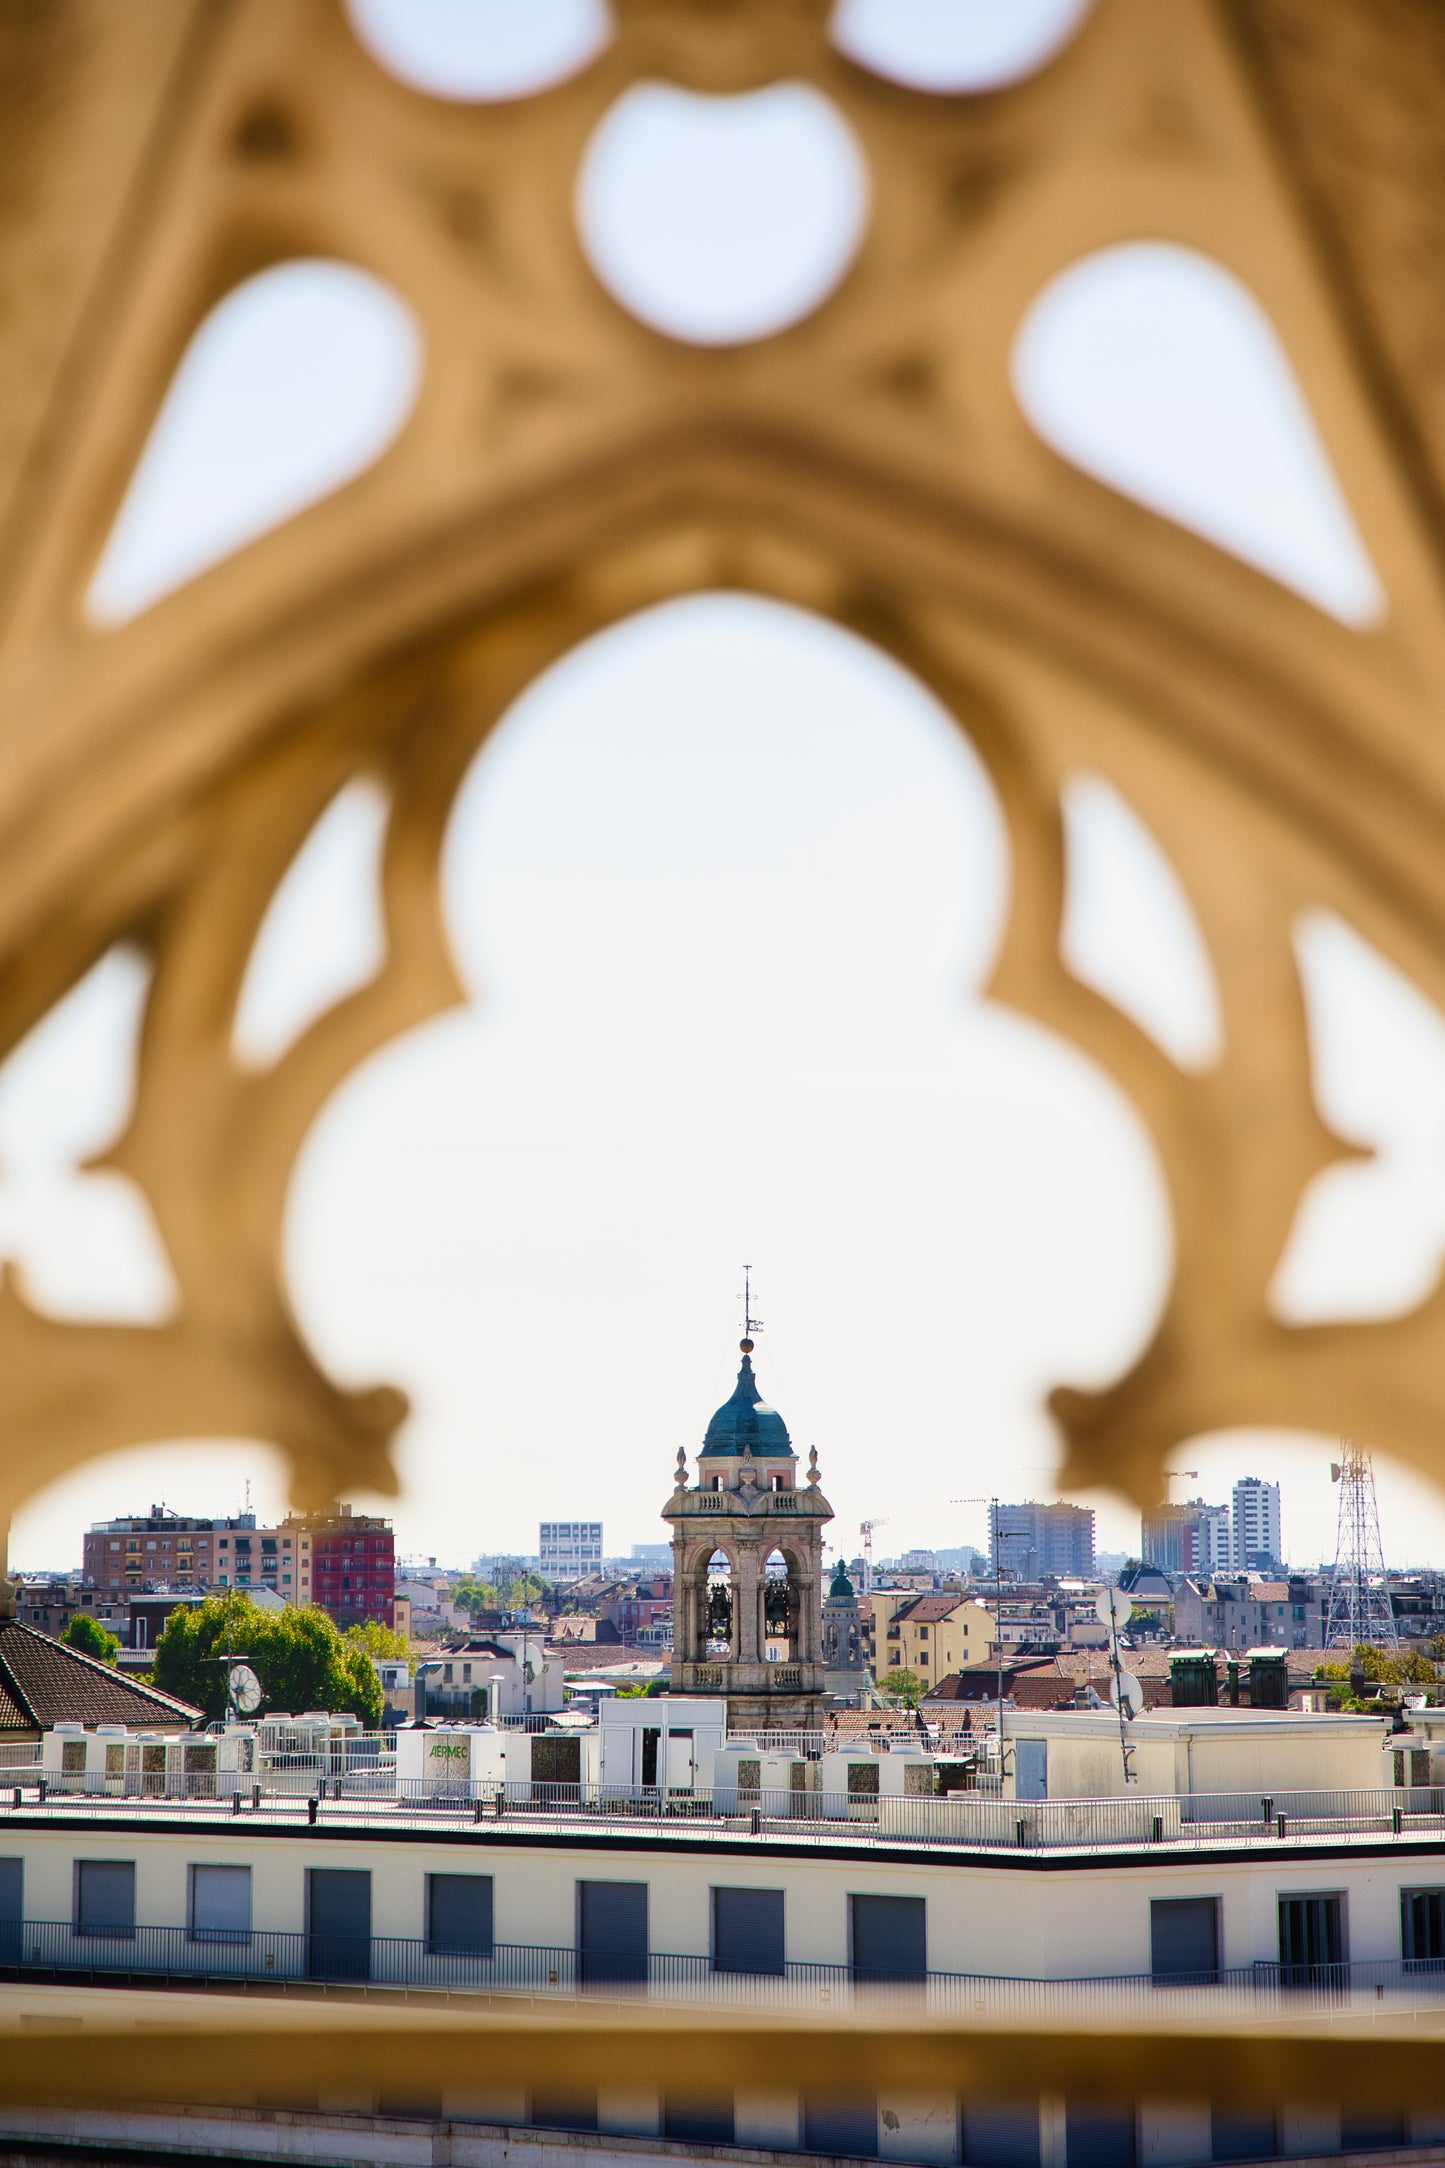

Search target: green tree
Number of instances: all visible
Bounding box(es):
[61,1613,120,1665]
[879,1667,923,1708]
[450,1574,498,1619]
[505,1572,547,1611]
[345,1619,414,1675]
[152,1594,382,1726]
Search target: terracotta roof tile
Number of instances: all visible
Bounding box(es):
[0,1621,200,1733]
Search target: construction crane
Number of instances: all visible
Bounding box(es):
[1163,1469,1199,1490]
[858,1518,890,1594]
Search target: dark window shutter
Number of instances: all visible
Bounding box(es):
[850,1893,925,1981]
[960,2101,1040,2167]
[307,1867,371,1980]
[427,1873,494,1956]
[578,1880,647,1985]
[75,1860,135,1938]
[712,1886,784,1976]
[664,2095,735,2143]
[803,2094,877,2157]
[1212,2110,1277,2162]
[1064,2103,1136,2168]
[1150,1896,1219,1981]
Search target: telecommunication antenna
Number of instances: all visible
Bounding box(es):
[1324,1444,1398,1652]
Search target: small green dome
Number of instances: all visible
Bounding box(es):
[700,1348,793,1458]
[827,1561,856,1602]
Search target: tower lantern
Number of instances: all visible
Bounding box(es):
[663,1309,832,1731]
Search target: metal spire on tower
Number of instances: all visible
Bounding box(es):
[739,1264,763,1350]
[1324,1444,1398,1653]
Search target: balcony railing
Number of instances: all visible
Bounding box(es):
[5,1920,1445,2018]
[8,1771,1442,1854]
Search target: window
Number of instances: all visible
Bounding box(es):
[850,1893,925,1982]
[577,1880,648,1987]
[1212,2109,1276,2163]
[712,1887,784,1977]
[1150,1897,1219,1983]
[1278,1892,1345,1986]
[665,2096,735,2144]
[1402,1887,1445,1965]
[190,1864,251,1943]
[1065,2104,1135,2168]
[803,2096,877,2158]
[0,1858,22,1959]
[426,1874,493,1957]
[75,1860,135,1939]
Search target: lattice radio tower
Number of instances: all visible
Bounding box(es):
[1324,1444,1398,1652]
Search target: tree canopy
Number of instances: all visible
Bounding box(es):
[878,1667,923,1708]
[344,1619,413,1673]
[61,1613,120,1665]
[151,1594,382,1725]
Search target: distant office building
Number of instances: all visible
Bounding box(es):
[629,1543,673,1566]
[1142,1501,1232,1575]
[540,1521,603,1581]
[1232,1478,1283,1570]
[989,1501,1095,1580]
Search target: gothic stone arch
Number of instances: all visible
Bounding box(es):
[1,0,1445,1535]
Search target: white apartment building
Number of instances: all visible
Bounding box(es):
[1198,1503,1233,1572]
[538,1521,603,1581]
[1232,1477,1283,1569]
[2,1700,1443,2166]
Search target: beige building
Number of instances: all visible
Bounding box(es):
[865,1592,998,1683]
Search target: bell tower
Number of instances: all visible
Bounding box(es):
[663,1314,832,1732]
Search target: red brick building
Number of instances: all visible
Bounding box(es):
[305,1506,395,1631]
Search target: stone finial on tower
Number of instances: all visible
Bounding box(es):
[807,1444,821,1487]
[673,1445,688,1491]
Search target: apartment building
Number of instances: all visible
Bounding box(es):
[83,1510,302,1599]
[1233,1477,1284,1570]
[988,1499,1095,1579]
[1142,1499,1232,1575]
[1174,1575,1326,1652]
[863,1591,997,1680]
[0,1700,1439,2167]
[81,1504,395,1629]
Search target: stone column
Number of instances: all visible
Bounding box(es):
[735,1545,761,1664]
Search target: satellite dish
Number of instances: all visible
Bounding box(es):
[228,1663,262,1715]
[1111,1671,1144,1719]
[1095,1586,1132,1629]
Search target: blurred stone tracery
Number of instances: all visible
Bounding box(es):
[2,0,1445,1530]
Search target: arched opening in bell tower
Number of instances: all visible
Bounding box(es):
[702,1547,735,1661]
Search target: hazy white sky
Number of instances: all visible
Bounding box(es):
[10,3,1445,1575]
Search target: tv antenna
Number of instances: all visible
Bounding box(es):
[1097,1584,1140,1782]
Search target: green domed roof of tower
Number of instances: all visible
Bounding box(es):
[700,1345,793,1458]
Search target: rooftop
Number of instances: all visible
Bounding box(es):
[0,1622,200,1735]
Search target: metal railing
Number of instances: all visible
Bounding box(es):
[7,1919,1445,2018]
[11,1772,1443,1855]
